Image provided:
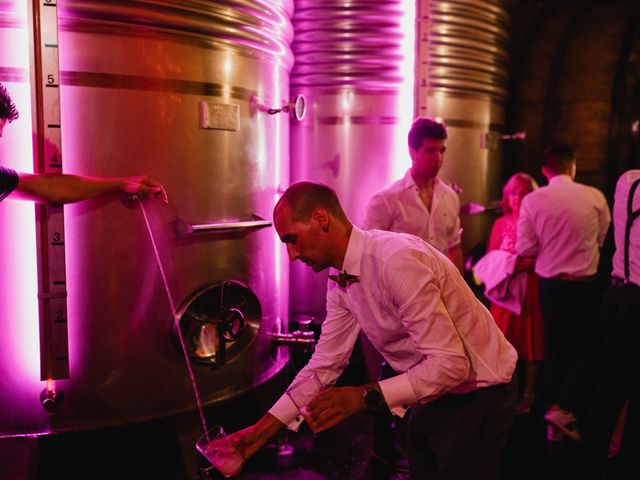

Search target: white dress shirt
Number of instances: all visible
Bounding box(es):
[269,227,517,430]
[516,175,611,278]
[612,170,640,286]
[362,170,461,253]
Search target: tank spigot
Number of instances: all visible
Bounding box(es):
[271,317,317,347]
[40,387,64,414]
[271,331,316,345]
[262,95,306,121]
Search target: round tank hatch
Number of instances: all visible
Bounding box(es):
[172,281,261,365]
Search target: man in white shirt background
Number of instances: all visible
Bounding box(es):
[582,169,640,479]
[361,117,463,468]
[516,144,611,442]
[221,181,518,480]
[362,117,463,272]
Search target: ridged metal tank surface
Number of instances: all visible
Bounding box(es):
[416,0,510,252]
[0,0,293,436]
[289,0,412,320]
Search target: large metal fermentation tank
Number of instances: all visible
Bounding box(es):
[289,0,414,319]
[0,0,293,437]
[416,0,511,252]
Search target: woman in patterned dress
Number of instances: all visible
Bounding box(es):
[488,173,544,414]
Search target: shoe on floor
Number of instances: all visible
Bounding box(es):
[544,404,581,442]
[369,445,410,473]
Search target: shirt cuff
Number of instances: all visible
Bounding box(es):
[268,393,304,431]
[378,373,418,418]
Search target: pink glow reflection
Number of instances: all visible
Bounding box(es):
[393,0,416,179]
[0,87,40,386]
[0,1,73,438]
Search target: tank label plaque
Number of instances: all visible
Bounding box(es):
[199,102,239,131]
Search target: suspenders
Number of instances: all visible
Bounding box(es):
[624,178,640,282]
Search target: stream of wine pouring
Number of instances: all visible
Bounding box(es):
[139,199,210,442]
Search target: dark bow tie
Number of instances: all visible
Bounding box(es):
[328,271,359,288]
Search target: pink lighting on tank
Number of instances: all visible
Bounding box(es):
[0,2,42,385]
[392,0,416,179]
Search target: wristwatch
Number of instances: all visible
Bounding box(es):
[363,383,384,411]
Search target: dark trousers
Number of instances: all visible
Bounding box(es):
[538,278,602,417]
[582,282,640,479]
[407,376,517,480]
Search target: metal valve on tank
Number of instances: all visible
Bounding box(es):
[271,315,317,348]
[40,386,64,414]
[252,94,306,121]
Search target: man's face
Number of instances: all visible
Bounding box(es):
[0,118,7,138]
[410,138,446,180]
[274,205,331,272]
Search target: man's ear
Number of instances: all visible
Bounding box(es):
[312,207,330,232]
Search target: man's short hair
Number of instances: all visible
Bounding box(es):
[0,83,19,122]
[544,144,575,174]
[408,117,447,151]
[275,181,348,223]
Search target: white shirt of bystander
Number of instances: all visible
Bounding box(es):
[516,175,611,278]
[611,170,640,286]
[362,170,461,253]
